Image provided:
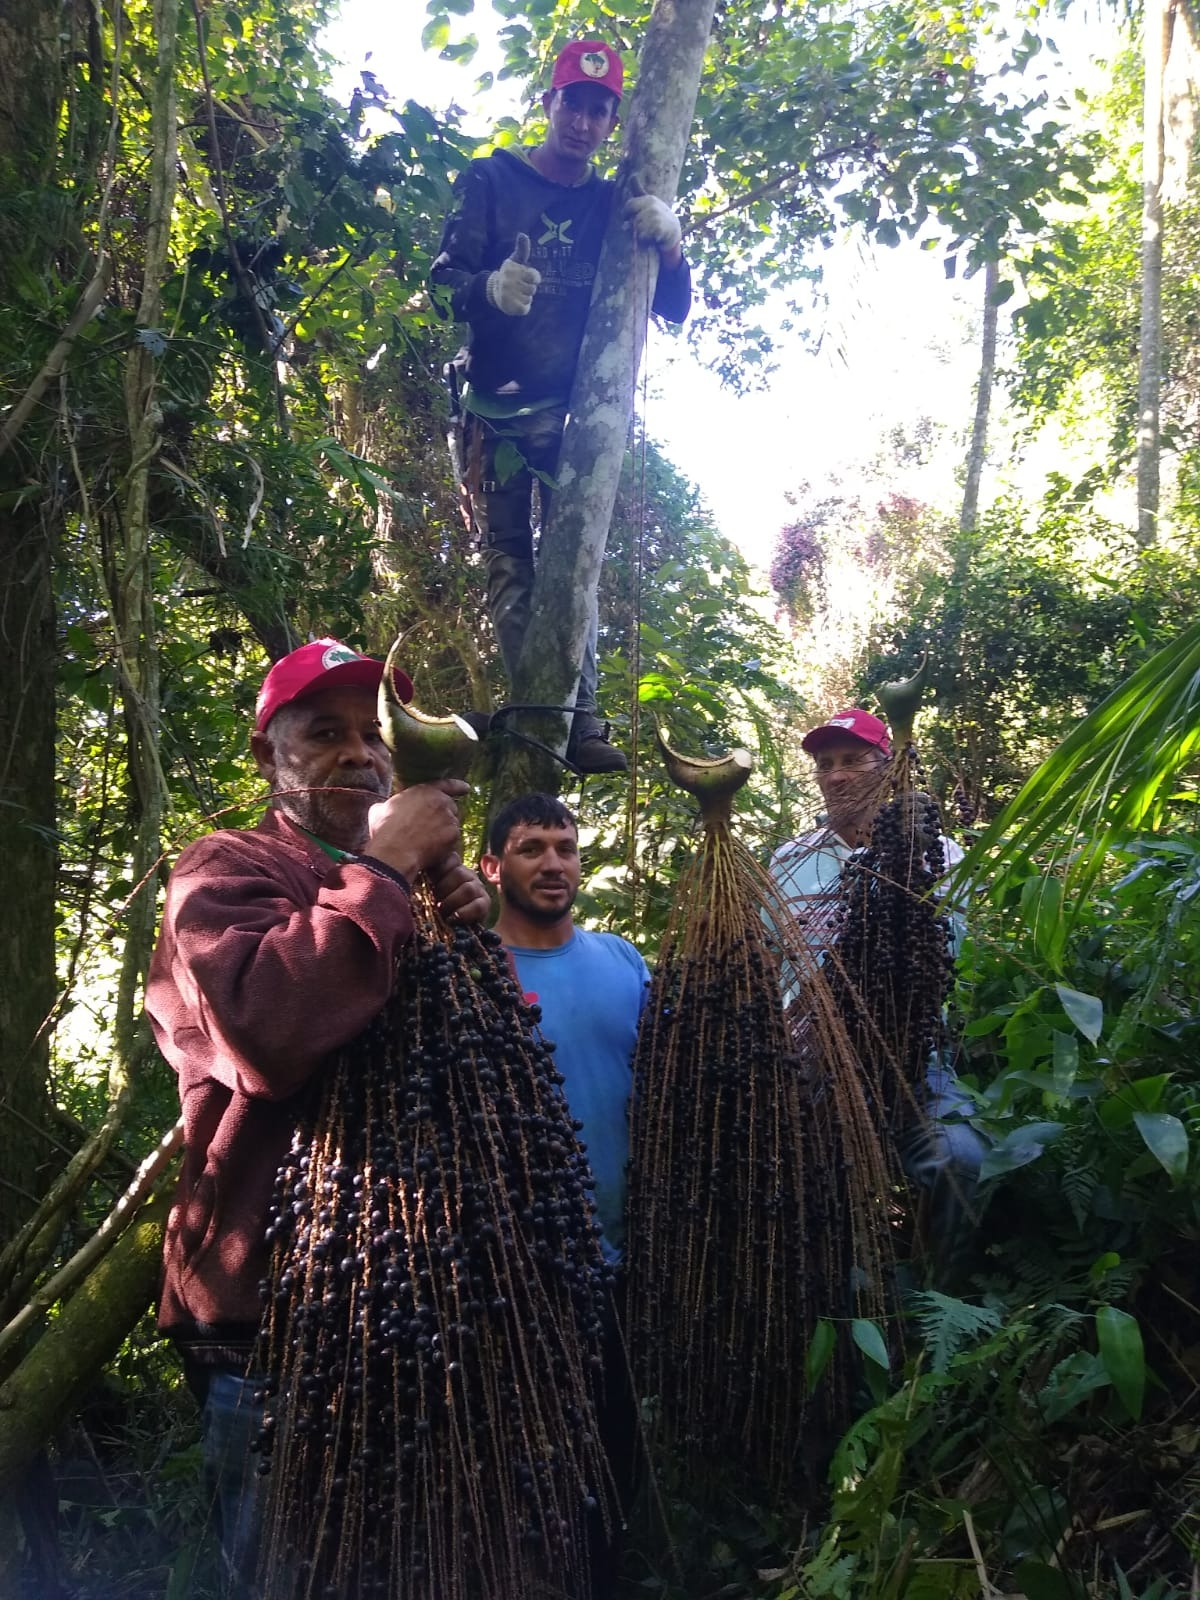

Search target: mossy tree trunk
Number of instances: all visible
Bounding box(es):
[492,0,716,808]
[0,1196,169,1500]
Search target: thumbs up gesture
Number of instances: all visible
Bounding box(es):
[485,233,541,316]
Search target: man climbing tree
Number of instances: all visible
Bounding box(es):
[431,40,691,775]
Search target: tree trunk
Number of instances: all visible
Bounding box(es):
[960,255,1000,536]
[0,503,58,1251]
[0,0,67,1252]
[112,0,179,1024]
[1137,0,1172,547]
[0,1195,169,1498]
[493,0,717,806]
[0,0,61,175]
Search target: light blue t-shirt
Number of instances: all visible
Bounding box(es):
[505,929,649,1262]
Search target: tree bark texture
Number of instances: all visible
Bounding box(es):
[0,0,62,180]
[0,502,59,1252]
[0,1195,169,1498]
[493,0,717,807]
[0,0,68,1252]
[1138,0,1172,546]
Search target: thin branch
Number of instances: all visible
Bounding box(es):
[240,448,264,545]
[961,1509,1003,1599]
[687,145,869,234]
[271,247,366,357]
[0,1029,153,1318]
[160,454,229,555]
[212,94,272,149]
[0,1119,183,1370]
[0,257,112,460]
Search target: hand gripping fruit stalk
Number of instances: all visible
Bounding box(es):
[254,641,614,1600]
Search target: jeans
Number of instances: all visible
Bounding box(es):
[458,406,600,715]
[899,1062,987,1269]
[196,1368,265,1599]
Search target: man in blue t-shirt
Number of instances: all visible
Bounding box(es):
[480,791,647,1594]
[480,791,648,1263]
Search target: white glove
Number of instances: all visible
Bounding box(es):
[485,233,540,316]
[624,193,682,253]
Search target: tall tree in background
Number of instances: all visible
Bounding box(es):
[1138,0,1173,544]
[0,0,68,1247]
[960,257,1001,536]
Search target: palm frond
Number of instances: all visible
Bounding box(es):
[957,618,1200,917]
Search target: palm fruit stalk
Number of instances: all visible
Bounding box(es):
[626,731,892,1491]
[253,648,612,1600]
[826,655,957,1140]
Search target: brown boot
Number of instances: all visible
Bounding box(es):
[568,715,628,775]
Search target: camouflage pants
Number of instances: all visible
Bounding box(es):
[453,405,598,715]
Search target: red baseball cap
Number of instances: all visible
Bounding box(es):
[801,708,892,757]
[551,41,623,100]
[254,638,414,733]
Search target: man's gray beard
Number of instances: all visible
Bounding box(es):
[274,772,388,849]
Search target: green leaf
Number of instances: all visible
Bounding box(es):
[1022,873,1065,969]
[850,1318,890,1369]
[1099,1073,1169,1130]
[1013,1559,1074,1600]
[978,1121,1064,1182]
[1132,1111,1188,1182]
[1039,1349,1110,1423]
[1088,1251,1121,1283]
[1055,983,1102,1043]
[805,1318,836,1393]
[962,1010,1010,1037]
[956,619,1200,925]
[420,16,450,49]
[1096,1305,1145,1419]
[492,439,526,486]
[1051,1029,1078,1094]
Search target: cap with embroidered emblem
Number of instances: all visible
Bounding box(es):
[550,41,623,100]
[254,638,414,733]
[800,708,891,757]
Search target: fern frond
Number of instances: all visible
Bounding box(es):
[1061,1158,1099,1233]
[909,1289,1003,1374]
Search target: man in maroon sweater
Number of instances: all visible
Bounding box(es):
[145,637,489,1595]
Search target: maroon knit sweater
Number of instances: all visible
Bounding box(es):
[145,808,415,1346]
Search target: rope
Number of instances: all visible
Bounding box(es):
[477,703,595,777]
